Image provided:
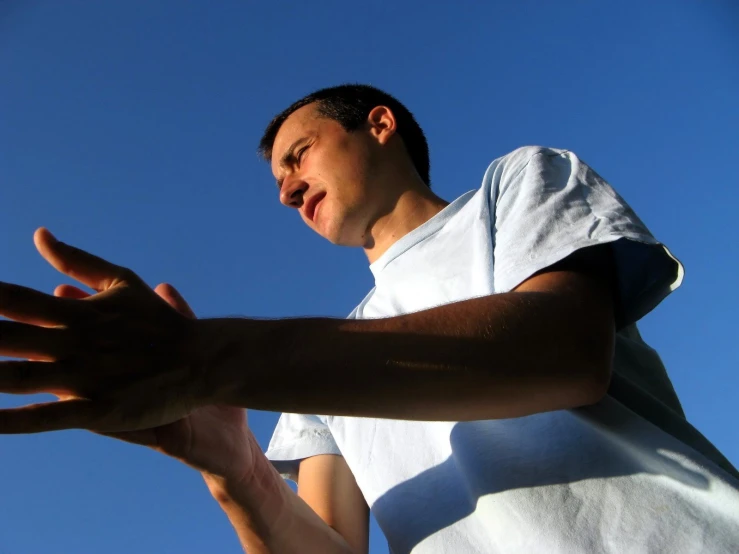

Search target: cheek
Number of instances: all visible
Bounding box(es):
[323,139,370,183]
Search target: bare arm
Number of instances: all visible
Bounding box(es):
[202,452,366,554]
[0,233,614,430]
[297,455,369,554]
[201,246,616,421]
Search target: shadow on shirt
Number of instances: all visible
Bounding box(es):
[369,397,731,553]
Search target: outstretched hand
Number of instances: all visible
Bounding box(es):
[55,281,258,483]
[0,228,211,433]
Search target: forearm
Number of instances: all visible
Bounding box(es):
[203,454,354,554]
[201,284,614,421]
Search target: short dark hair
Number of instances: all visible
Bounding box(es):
[258,84,431,187]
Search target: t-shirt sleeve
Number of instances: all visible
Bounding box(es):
[264,413,341,482]
[491,147,684,326]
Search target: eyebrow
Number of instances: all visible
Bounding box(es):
[275,137,310,189]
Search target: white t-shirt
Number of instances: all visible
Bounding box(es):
[265,147,739,553]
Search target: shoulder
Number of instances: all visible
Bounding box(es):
[499,145,573,168]
[484,146,571,182]
[481,146,574,198]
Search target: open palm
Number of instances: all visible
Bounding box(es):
[55,282,260,482]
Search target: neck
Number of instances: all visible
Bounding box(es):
[363,184,449,264]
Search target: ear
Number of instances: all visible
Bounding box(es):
[367,106,397,145]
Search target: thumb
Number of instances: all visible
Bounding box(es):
[154,283,196,319]
[34,228,133,292]
[54,283,90,300]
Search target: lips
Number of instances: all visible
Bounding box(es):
[304,191,327,223]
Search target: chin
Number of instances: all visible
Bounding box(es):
[318,225,363,247]
[313,209,366,247]
[322,231,351,246]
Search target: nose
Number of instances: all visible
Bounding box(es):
[280,175,308,209]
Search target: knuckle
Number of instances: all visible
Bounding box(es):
[118,267,143,287]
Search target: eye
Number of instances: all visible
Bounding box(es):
[297,146,309,163]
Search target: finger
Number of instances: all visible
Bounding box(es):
[0,282,89,326]
[0,321,72,360]
[154,283,196,319]
[34,228,135,292]
[0,360,71,394]
[0,398,95,434]
[54,284,90,300]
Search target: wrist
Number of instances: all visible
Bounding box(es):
[203,457,282,502]
[202,453,291,538]
[194,318,261,405]
[202,469,251,504]
[195,317,291,406]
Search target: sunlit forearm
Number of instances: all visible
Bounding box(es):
[203,455,354,554]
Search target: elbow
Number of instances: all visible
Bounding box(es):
[567,359,611,409]
[573,328,614,407]
[581,359,612,406]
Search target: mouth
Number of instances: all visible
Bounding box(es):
[304,191,327,223]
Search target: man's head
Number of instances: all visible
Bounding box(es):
[259,84,432,247]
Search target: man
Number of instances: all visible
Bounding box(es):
[0,84,737,553]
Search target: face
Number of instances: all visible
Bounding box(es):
[271,103,393,246]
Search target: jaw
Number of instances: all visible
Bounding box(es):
[301,193,379,248]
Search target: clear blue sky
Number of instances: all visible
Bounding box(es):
[1,1,737,552]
